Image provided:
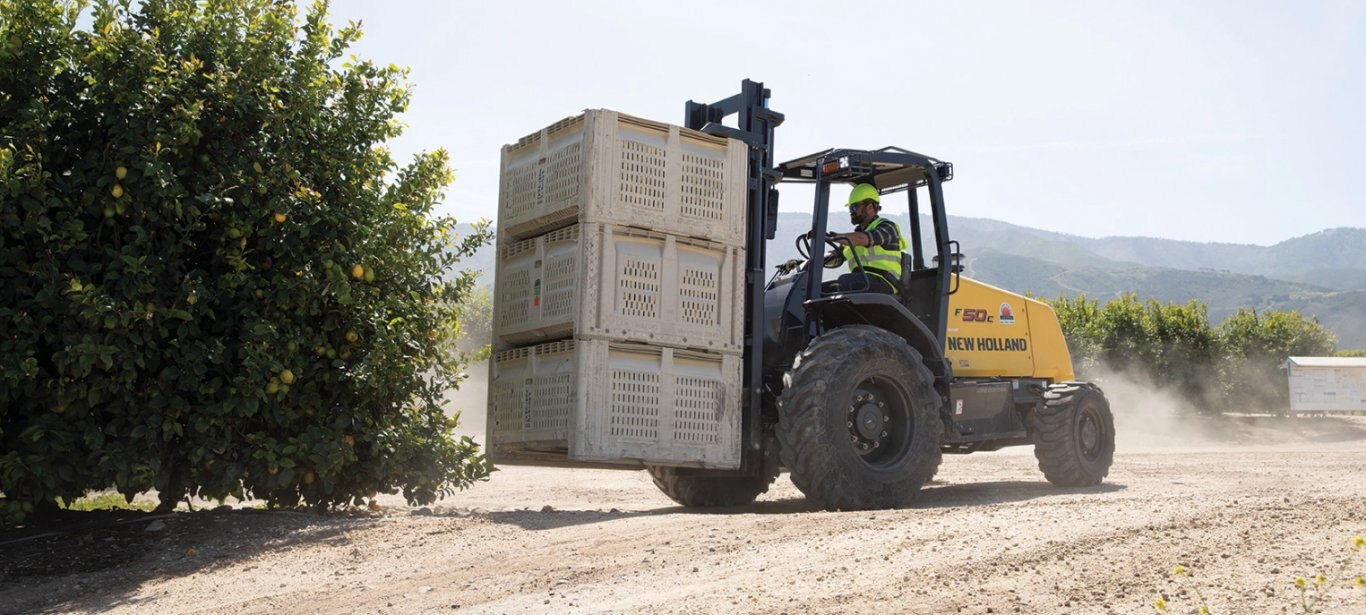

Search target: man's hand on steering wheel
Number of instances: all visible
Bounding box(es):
[828,232,869,247]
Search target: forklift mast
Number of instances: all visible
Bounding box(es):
[684,80,784,457]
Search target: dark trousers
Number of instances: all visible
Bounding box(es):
[822,270,898,295]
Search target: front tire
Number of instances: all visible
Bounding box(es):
[776,325,943,511]
[1029,383,1115,486]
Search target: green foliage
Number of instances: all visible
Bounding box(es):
[1219,309,1336,413]
[59,491,158,512]
[1052,294,1220,407]
[1048,294,1336,414]
[0,0,493,522]
[451,285,492,361]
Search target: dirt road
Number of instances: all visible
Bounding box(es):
[4,414,1366,614]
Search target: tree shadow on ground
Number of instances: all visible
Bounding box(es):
[0,508,377,614]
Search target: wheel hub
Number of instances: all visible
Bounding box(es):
[855,404,885,440]
[848,388,893,455]
[1079,409,1103,458]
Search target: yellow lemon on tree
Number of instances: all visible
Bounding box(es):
[343,435,355,447]
[265,381,280,395]
[111,183,124,199]
[115,166,127,180]
[302,471,315,485]
[345,329,359,344]
[274,212,287,223]
[280,369,296,385]
[363,268,375,283]
[351,264,364,280]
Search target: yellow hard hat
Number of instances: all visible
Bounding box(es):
[847,183,880,206]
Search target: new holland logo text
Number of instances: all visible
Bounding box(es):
[946,336,1029,352]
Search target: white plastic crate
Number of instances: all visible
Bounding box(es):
[493,223,744,353]
[488,339,741,469]
[498,109,747,245]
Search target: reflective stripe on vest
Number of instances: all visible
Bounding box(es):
[842,217,907,281]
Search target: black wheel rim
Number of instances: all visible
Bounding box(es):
[845,375,913,469]
[1077,403,1106,461]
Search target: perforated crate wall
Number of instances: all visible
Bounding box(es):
[486,340,577,452]
[487,339,741,469]
[498,109,746,246]
[493,223,744,353]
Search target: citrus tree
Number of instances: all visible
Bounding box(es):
[1218,308,1336,413]
[1051,294,1220,406]
[0,0,492,521]
[1049,294,1337,414]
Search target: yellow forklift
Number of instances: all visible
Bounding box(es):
[646,80,1116,510]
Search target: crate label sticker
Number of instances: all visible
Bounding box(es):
[955,399,964,415]
[522,388,532,430]
[535,167,546,209]
[533,278,541,307]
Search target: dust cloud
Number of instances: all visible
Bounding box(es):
[442,359,488,442]
[1088,366,1238,453]
[1091,365,1366,453]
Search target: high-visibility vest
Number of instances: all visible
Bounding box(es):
[842,216,906,283]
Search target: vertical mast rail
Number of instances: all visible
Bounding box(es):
[685,80,784,459]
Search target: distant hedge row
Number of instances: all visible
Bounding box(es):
[1047,294,1337,414]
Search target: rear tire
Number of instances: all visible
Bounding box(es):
[1030,383,1115,486]
[777,325,943,511]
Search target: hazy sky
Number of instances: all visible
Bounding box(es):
[329,0,1364,246]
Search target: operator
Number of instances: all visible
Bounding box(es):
[823,183,906,295]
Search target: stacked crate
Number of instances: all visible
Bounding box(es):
[488,110,748,469]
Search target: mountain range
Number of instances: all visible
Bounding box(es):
[457,216,1366,348]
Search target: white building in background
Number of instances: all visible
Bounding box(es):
[1285,357,1366,414]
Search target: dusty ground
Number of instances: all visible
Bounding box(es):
[3,412,1366,615]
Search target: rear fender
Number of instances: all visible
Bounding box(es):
[804,294,949,381]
